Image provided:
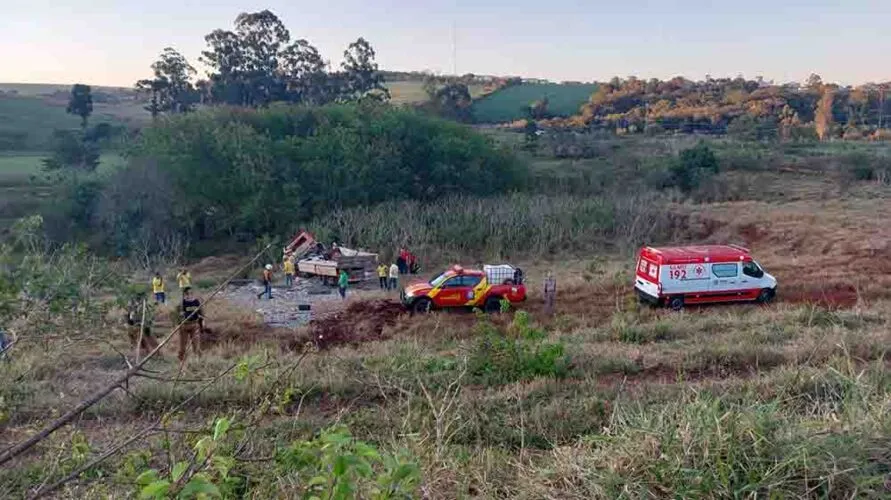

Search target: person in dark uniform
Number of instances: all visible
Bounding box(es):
[179,287,204,361]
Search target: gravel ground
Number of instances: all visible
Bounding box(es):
[219,277,397,328]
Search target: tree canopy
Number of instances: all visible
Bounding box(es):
[543,75,891,141]
[91,104,522,254]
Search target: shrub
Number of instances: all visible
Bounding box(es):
[668,141,720,193]
[468,311,571,385]
[74,104,524,255]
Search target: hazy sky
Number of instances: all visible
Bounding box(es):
[2,0,889,87]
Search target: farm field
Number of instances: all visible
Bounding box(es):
[385,79,488,105]
[472,82,598,123]
[0,93,147,152]
[0,152,125,233]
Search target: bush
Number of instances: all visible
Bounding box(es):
[85,104,523,254]
[668,141,719,193]
[468,311,571,385]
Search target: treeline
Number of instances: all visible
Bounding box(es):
[49,105,523,257]
[135,10,388,117]
[543,75,891,141]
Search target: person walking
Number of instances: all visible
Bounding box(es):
[179,287,204,362]
[338,269,349,300]
[257,264,274,300]
[151,271,166,304]
[176,268,192,294]
[388,262,399,291]
[377,263,388,290]
[543,271,557,316]
[283,255,295,288]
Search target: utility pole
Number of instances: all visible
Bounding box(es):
[451,20,457,76]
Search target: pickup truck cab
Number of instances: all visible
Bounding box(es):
[401,264,526,313]
[634,245,777,310]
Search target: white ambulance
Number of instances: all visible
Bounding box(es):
[634,245,777,310]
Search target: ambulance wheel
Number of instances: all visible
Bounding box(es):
[484,297,503,314]
[757,288,775,304]
[412,298,433,314]
[667,296,684,311]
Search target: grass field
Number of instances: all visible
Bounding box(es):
[385,79,488,105]
[0,152,126,233]
[2,126,891,496]
[472,82,598,123]
[4,185,891,496]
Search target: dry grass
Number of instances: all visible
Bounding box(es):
[4,177,891,497]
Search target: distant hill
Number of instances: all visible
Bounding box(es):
[472,83,598,123]
[0,83,149,151]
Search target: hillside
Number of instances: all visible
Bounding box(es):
[0,83,148,151]
[472,82,598,123]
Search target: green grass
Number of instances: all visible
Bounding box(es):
[0,90,148,152]
[0,151,126,233]
[385,79,488,105]
[472,82,598,123]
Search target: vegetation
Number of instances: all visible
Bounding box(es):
[133,10,388,114]
[57,104,521,257]
[549,75,891,141]
[473,82,598,123]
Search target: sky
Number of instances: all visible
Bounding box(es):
[1,0,890,87]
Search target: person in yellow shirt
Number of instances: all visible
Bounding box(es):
[176,268,192,293]
[283,255,295,288]
[151,271,166,304]
[377,263,388,290]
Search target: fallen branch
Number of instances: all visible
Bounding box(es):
[30,361,241,499]
[0,243,272,468]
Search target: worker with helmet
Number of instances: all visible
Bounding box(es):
[257,264,274,300]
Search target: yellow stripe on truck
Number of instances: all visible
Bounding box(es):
[465,278,490,306]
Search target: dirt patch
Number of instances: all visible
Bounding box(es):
[300,299,407,350]
[782,283,860,309]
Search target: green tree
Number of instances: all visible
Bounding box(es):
[66,84,93,129]
[42,129,100,173]
[280,39,328,104]
[669,142,719,193]
[340,37,389,101]
[424,79,472,122]
[136,47,198,117]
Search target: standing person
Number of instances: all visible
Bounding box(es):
[283,255,295,288]
[338,269,349,300]
[179,287,204,362]
[257,264,273,300]
[151,271,166,304]
[389,262,399,291]
[543,271,557,316]
[396,247,407,274]
[377,262,388,290]
[176,268,192,294]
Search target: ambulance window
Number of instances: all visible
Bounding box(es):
[712,263,738,278]
[638,259,648,273]
[742,261,763,278]
[648,263,658,278]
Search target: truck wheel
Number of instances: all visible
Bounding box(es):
[757,288,775,304]
[667,296,684,311]
[484,297,503,314]
[412,298,433,314]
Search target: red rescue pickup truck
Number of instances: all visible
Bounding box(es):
[400,264,526,313]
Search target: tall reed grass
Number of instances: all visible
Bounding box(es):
[309,192,676,263]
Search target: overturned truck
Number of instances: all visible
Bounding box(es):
[283,231,378,284]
